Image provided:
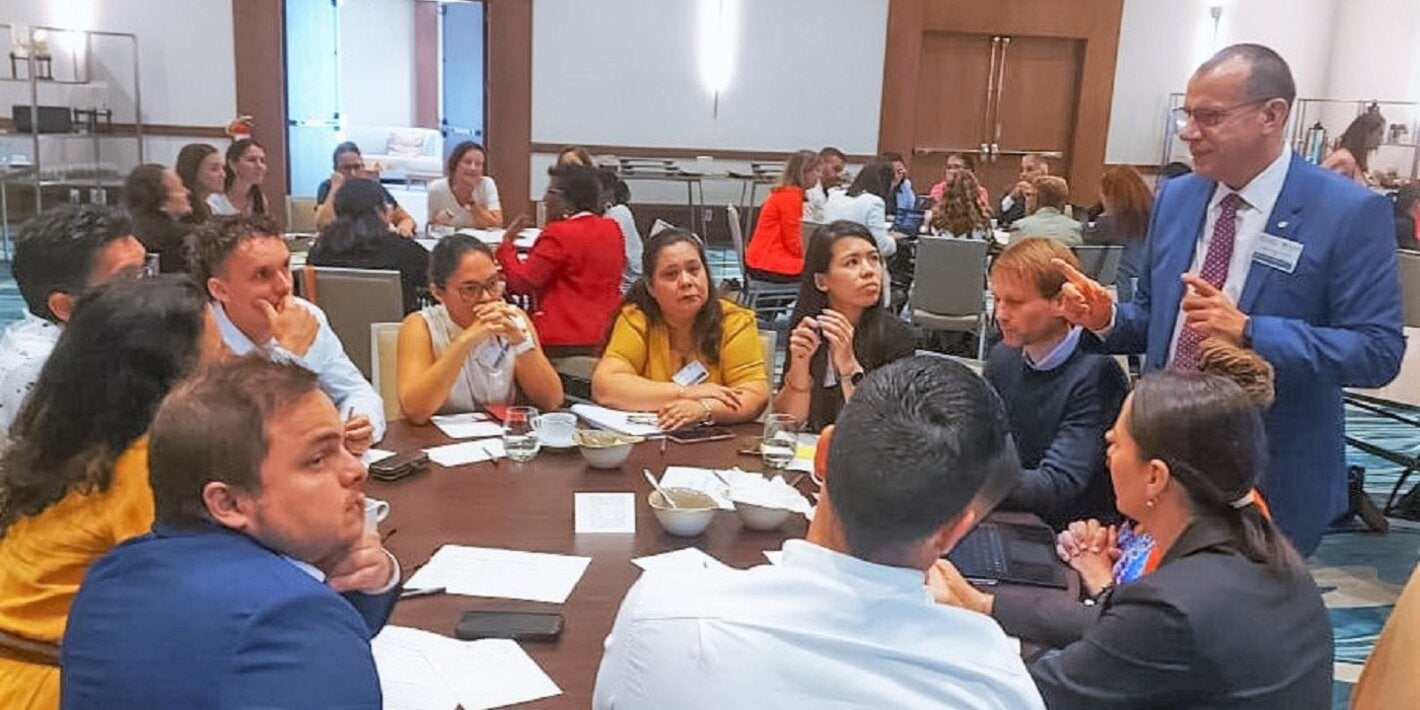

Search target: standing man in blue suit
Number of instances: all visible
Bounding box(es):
[61,357,401,709]
[1055,44,1403,555]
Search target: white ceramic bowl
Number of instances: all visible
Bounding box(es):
[732,499,793,531]
[648,487,719,537]
[575,429,643,469]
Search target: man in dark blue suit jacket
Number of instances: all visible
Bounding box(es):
[61,358,401,709]
[1057,44,1403,555]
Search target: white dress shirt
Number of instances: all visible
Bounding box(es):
[592,539,1044,710]
[0,313,61,439]
[824,190,895,258]
[1164,148,1293,364]
[283,551,400,595]
[214,298,387,442]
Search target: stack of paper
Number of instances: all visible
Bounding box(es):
[372,626,561,710]
[570,403,663,437]
[424,439,505,467]
[429,413,505,440]
[405,545,592,603]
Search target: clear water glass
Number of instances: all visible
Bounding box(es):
[504,406,541,462]
[762,414,799,470]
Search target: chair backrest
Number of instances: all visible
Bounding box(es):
[306,267,403,378]
[1398,249,1420,329]
[909,236,988,316]
[286,196,318,233]
[370,322,402,422]
[1072,244,1125,285]
[726,203,747,273]
[800,221,827,253]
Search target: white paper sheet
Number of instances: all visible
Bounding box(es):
[633,547,731,572]
[362,448,397,468]
[424,439,505,467]
[371,628,459,710]
[763,550,785,565]
[373,626,561,710]
[574,492,636,534]
[404,545,592,603]
[429,413,505,440]
[570,403,664,437]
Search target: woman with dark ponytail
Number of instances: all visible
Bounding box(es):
[932,339,1332,708]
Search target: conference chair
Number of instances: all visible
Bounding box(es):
[909,236,990,360]
[298,266,403,379]
[286,196,319,233]
[727,204,797,326]
[1072,244,1124,285]
[370,322,402,422]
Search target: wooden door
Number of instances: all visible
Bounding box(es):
[909,31,1085,209]
[985,35,1083,202]
[910,31,993,198]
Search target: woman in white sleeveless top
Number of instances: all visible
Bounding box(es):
[396,235,563,424]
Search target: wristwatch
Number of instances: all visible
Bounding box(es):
[849,369,866,387]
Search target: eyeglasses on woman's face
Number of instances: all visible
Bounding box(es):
[455,275,505,301]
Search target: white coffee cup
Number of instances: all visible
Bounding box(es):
[364,497,390,531]
[535,412,577,447]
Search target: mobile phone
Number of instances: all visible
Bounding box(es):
[455,610,563,642]
[368,451,429,482]
[667,426,736,444]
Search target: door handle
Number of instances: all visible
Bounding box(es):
[993,37,1012,154]
[982,36,1000,158]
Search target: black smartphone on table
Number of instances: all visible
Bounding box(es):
[456,610,564,642]
[667,426,736,444]
[368,451,429,482]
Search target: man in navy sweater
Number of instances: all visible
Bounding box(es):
[984,238,1128,529]
[62,358,400,709]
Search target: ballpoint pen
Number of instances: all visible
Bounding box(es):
[399,586,446,600]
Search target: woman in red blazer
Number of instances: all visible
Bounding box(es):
[497,164,625,356]
[744,150,820,282]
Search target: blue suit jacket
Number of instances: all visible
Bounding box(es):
[61,523,398,710]
[1097,154,1403,554]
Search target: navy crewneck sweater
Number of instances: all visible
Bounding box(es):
[984,341,1129,529]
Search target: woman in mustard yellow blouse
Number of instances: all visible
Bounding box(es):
[0,277,223,709]
[593,228,769,429]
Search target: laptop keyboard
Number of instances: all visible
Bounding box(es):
[950,525,1009,577]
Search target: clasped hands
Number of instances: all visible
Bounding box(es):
[1052,259,1249,346]
[657,383,746,431]
[785,310,860,388]
[459,301,528,349]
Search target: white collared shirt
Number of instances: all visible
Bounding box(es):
[592,539,1044,710]
[214,298,387,442]
[0,313,62,439]
[1165,149,1293,364]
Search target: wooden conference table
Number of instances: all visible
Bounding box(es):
[371,420,1077,709]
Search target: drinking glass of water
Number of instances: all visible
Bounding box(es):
[761,414,799,470]
[504,406,541,463]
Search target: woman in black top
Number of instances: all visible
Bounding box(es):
[307,178,430,314]
[933,362,1332,709]
[773,220,916,430]
[123,163,192,273]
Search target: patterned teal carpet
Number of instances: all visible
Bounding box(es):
[0,256,1413,707]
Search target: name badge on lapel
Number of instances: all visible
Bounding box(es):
[672,360,710,387]
[1253,233,1303,274]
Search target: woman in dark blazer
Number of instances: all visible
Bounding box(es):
[772,220,915,430]
[934,359,1333,709]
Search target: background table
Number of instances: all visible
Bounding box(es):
[371,420,1075,708]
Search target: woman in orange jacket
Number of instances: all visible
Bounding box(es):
[744,150,820,282]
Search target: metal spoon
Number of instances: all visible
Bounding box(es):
[643,468,678,509]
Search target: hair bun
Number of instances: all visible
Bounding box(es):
[1198,338,1275,409]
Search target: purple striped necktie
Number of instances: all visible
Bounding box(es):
[1173,192,1247,370]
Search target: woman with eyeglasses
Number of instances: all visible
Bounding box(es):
[396,235,563,424]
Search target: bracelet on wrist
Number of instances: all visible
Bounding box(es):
[699,398,714,425]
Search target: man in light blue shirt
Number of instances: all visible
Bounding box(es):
[189,215,386,451]
[592,357,1043,709]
